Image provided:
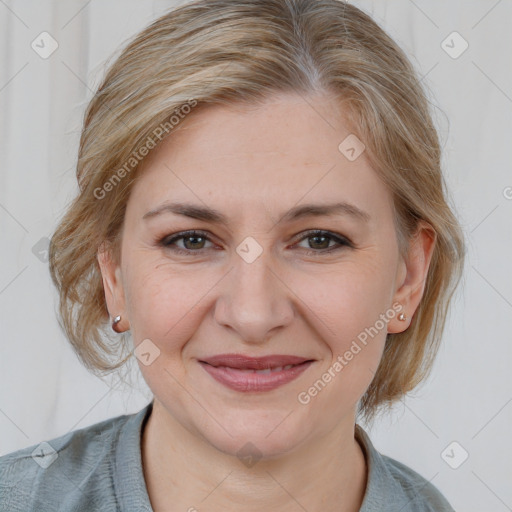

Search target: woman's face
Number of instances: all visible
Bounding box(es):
[99,91,433,457]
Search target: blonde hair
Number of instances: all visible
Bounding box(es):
[49,0,465,423]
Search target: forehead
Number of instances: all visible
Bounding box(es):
[128,92,393,226]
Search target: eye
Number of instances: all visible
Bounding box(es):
[159,229,352,257]
[160,230,215,255]
[293,229,353,255]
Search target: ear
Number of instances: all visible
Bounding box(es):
[97,241,129,332]
[388,220,436,334]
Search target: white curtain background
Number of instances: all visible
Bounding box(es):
[1,1,511,510]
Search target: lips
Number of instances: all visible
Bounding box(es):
[199,354,312,371]
[198,354,315,392]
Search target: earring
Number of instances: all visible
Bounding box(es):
[398,312,407,322]
[112,315,122,333]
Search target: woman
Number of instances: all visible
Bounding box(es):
[0,0,465,510]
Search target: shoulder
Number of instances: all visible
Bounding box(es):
[0,410,135,512]
[355,425,455,512]
[381,454,455,511]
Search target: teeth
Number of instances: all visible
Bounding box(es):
[216,364,297,373]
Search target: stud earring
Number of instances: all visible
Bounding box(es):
[398,312,407,322]
[112,315,122,333]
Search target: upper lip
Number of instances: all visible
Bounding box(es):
[199,354,314,370]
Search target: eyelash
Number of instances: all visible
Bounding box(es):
[158,229,353,257]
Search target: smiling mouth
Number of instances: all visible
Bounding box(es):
[207,363,302,374]
[198,354,315,392]
[199,353,314,369]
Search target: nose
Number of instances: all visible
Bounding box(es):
[213,246,294,345]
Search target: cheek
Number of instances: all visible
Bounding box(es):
[289,258,394,394]
[124,267,208,402]
[294,257,395,342]
[291,273,391,422]
[124,259,219,358]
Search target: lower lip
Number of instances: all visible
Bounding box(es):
[199,361,314,392]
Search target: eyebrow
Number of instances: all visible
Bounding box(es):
[142,200,371,225]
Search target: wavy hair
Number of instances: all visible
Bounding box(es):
[48,0,465,423]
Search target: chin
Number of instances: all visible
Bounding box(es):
[195,411,311,462]
[208,432,305,463]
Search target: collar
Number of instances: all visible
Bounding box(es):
[114,401,406,511]
[114,400,154,511]
[355,424,405,511]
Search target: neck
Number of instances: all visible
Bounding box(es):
[141,399,367,512]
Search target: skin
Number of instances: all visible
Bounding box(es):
[98,91,435,512]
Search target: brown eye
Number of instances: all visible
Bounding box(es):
[161,230,214,254]
[179,234,207,250]
[159,229,352,257]
[295,230,352,255]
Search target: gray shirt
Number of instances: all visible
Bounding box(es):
[0,400,454,511]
